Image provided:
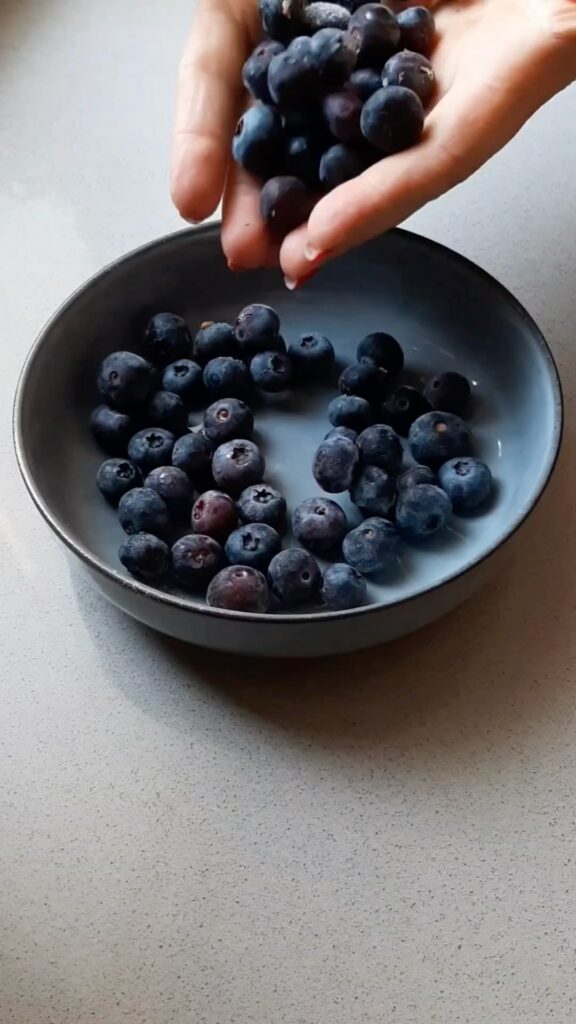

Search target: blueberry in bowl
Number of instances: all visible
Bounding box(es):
[14,225,562,657]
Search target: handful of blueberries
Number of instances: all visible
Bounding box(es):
[92,304,493,614]
[233,1,436,236]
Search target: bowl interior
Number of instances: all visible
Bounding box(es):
[16,227,561,614]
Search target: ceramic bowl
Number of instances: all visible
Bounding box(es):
[14,226,562,657]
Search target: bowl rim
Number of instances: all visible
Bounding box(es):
[13,224,564,625]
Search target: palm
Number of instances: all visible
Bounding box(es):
[172,0,576,282]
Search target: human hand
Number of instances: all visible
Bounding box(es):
[171,0,576,286]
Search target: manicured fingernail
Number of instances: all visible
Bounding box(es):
[284,277,298,290]
[184,217,201,226]
[304,243,325,261]
[228,261,241,271]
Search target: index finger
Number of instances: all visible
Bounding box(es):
[171,0,258,223]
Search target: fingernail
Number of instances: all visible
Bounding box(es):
[184,216,201,226]
[304,243,325,262]
[284,269,319,291]
[228,261,242,272]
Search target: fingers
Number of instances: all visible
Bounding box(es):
[280,117,452,283]
[171,0,256,223]
[221,162,279,269]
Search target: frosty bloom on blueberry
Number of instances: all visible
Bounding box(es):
[91,301,496,614]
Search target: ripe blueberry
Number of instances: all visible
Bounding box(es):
[357,331,404,376]
[162,359,204,405]
[212,439,266,496]
[97,351,153,411]
[292,496,347,553]
[118,488,171,539]
[97,459,142,506]
[203,356,251,400]
[423,372,471,416]
[192,490,238,540]
[203,398,254,445]
[237,484,287,531]
[172,534,224,588]
[225,523,282,571]
[361,86,424,154]
[127,428,176,473]
[321,563,367,610]
[357,423,403,472]
[350,464,395,516]
[288,333,335,379]
[408,411,472,466]
[380,384,431,436]
[144,466,194,521]
[313,434,359,493]
[268,548,322,607]
[438,457,493,511]
[343,516,401,574]
[207,566,270,613]
[395,483,451,539]
[328,394,373,431]
[90,405,134,455]
[119,533,171,581]
[141,313,191,367]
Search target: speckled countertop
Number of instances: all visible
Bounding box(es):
[2,2,576,1022]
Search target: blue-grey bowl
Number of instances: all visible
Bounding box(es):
[14,226,562,657]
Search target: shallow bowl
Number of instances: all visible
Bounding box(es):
[14,226,562,657]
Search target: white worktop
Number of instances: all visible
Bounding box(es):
[2,2,576,1021]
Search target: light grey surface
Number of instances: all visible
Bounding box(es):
[1,1,575,1021]
[15,226,561,655]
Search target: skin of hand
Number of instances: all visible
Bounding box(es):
[171,0,576,288]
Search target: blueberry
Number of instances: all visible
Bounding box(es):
[396,465,436,491]
[303,2,351,31]
[350,464,395,516]
[282,109,320,136]
[324,426,357,442]
[361,86,424,154]
[193,322,237,365]
[339,362,388,403]
[343,516,401,573]
[382,51,435,105]
[171,432,212,483]
[203,398,254,445]
[288,333,335,379]
[162,359,204,405]
[142,391,188,435]
[97,351,153,411]
[225,523,282,571]
[309,27,357,88]
[192,490,238,540]
[395,483,451,539]
[381,384,431,436]
[207,565,270,613]
[313,434,359,493]
[90,405,134,455]
[261,176,312,239]
[259,0,304,43]
[212,440,265,496]
[396,6,436,57]
[438,457,493,511]
[357,331,404,376]
[328,394,373,431]
[234,304,281,357]
[203,356,251,400]
[319,143,368,189]
[321,563,367,610]
[127,428,175,473]
[119,533,171,581]
[238,484,287,531]
[349,67,381,101]
[357,424,403,472]
[141,313,192,367]
[232,104,283,179]
[268,38,321,108]
[242,40,285,102]
[97,458,142,506]
[285,133,323,187]
[268,548,322,607]
[118,488,171,538]
[423,372,471,415]
[346,3,400,68]
[172,534,224,588]
[323,89,363,144]
[144,466,194,521]
[292,496,347,553]
[409,411,472,467]
[250,351,294,392]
